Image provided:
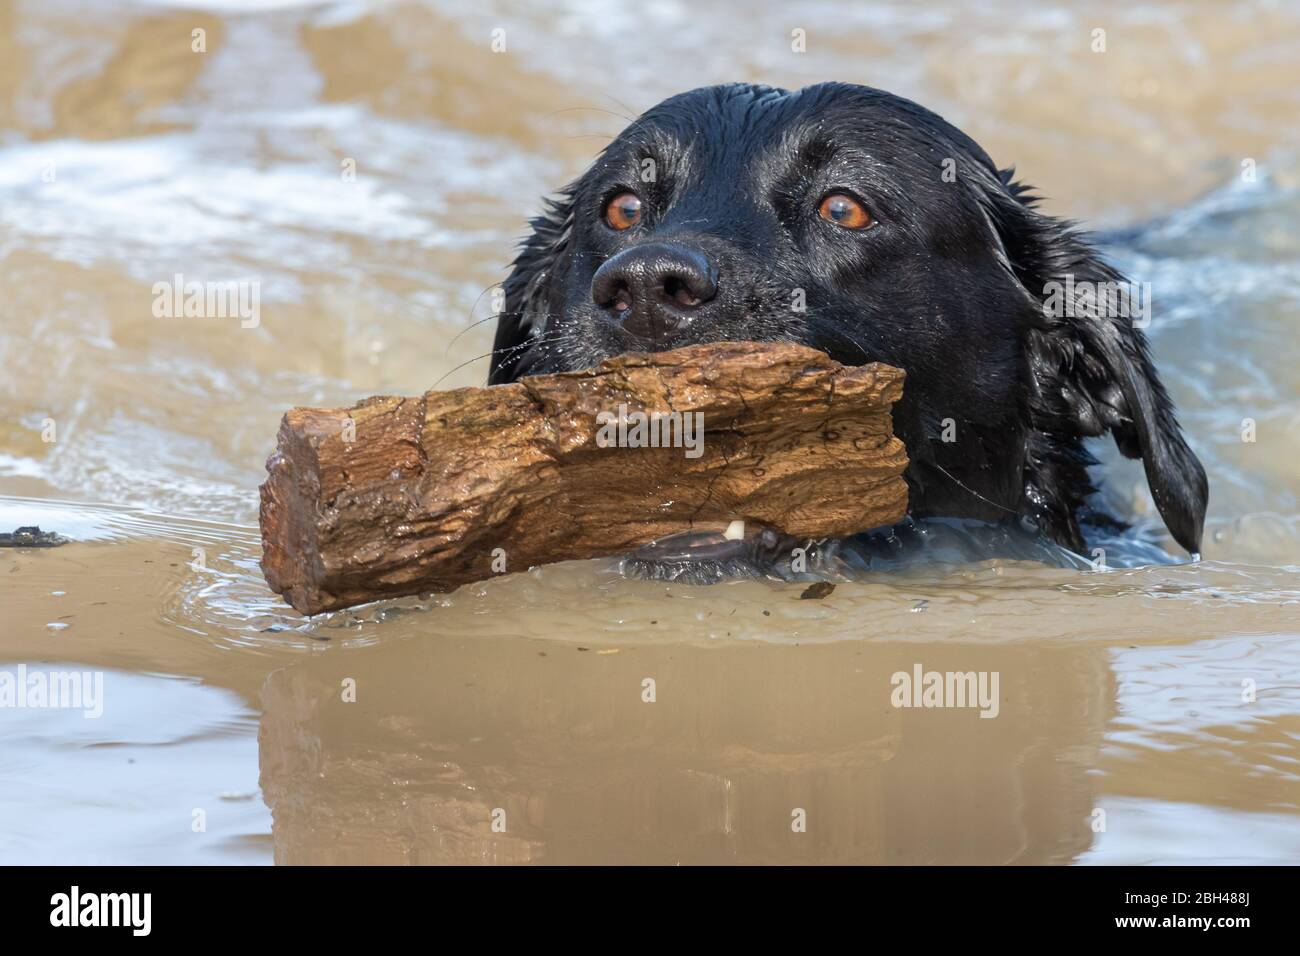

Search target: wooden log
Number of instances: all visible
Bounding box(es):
[259,342,908,614]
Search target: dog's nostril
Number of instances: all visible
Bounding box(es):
[611,284,632,312]
[663,276,702,308]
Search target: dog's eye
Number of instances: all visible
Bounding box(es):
[604,192,643,230]
[818,193,873,230]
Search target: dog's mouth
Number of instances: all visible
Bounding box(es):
[626,522,798,577]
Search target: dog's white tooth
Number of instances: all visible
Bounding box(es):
[723,519,745,541]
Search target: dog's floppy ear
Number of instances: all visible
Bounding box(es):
[980,169,1208,554]
[488,192,575,385]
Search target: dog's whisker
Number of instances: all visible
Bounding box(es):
[930,462,1021,516]
[542,105,636,125]
[804,314,875,363]
[444,311,502,354]
[432,330,571,389]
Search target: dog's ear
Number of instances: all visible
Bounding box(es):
[488,192,574,384]
[979,169,1208,554]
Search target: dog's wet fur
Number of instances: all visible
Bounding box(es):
[490,83,1208,577]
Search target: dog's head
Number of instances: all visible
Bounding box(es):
[490,82,1207,555]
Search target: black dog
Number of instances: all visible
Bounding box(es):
[490,83,1207,560]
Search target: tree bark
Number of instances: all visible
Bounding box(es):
[259,342,908,614]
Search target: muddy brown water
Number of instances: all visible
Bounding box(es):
[2,0,1299,864]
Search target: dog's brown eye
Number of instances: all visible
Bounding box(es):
[819,193,873,229]
[604,192,642,230]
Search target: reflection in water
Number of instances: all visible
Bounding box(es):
[258,632,1109,864]
[2,0,1299,863]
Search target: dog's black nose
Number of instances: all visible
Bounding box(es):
[591,242,718,342]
